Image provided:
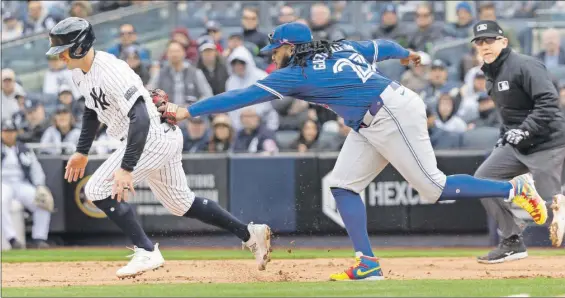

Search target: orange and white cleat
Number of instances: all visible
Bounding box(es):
[508,174,548,225]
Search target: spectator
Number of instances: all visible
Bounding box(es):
[152,41,212,107]
[290,119,322,153]
[434,90,467,133]
[23,1,59,35]
[232,107,278,155]
[2,12,24,42]
[205,21,226,54]
[223,34,244,59]
[278,5,297,25]
[460,47,483,83]
[468,93,501,129]
[2,69,25,121]
[208,114,233,153]
[536,28,565,69]
[408,3,447,52]
[196,37,229,96]
[271,97,310,131]
[445,2,475,39]
[43,56,80,100]
[57,85,84,124]
[318,117,351,151]
[39,105,80,155]
[426,106,462,149]
[182,117,210,153]
[477,2,520,51]
[370,3,410,48]
[120,45,151,86]
[458,71,486,122]
[18,97,50,143]
[107,24,151,64]
[226,46,279,132]
[1,119,51,250]
[98,1,132,12]
[420,59,459,106]
[160,27,199,65]
[241,7,269,52]
[69,1,92,18]
[309,2,346,41]
[401,51,432,93]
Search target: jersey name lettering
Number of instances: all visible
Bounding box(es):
[333,53,376,83]
[90,87,110,111]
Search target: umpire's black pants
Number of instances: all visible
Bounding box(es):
[475,144,565,240]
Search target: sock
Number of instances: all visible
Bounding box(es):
[184,197,251,242]
[331,188,374,257]
[439,174,513,201]
[93,198,154,251]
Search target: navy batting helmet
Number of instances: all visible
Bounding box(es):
[46,17,95,59]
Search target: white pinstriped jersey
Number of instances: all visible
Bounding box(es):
[72,51,161,140]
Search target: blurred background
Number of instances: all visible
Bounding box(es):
[1,0,564,250]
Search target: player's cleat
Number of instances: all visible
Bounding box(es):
[27,239,50,249]
[508,174,548,225]
[243,223,272,271]
[550,194,565,247]
[116,243,164,279]
[329,254,384,281]
[8,238,25,250]
[477,235,528,264]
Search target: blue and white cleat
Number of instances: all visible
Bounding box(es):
[329,254,384,281]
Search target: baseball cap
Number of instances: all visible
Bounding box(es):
[381,3,397,15]
[431,59,447,70]
[2,119,18,131]
[471,20,504,42]
[3,12,16,22]
[418,51,431,66]
[456,2,473,14]
[197,35,217,52]
[212,114,232,127]
[2,68,15,81]
[58,84,73,95]
[474,71,486,79]
[24,96,43,112]
[260,22,313,53]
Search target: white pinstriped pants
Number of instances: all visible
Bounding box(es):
[84,123,195,216]
[327,85,447,204]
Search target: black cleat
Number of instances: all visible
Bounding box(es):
[477,235,528,264]
[8,238,25,250]
[27,239,50,249]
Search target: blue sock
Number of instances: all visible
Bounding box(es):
[331,188,374,257]
[93,198,154,251]
[439,174,513,201]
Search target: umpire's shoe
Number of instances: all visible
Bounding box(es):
[477,235,528,264]
[243,223,272,270]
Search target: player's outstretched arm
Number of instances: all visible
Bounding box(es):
[159,85,278,121]
[65,107,99,182]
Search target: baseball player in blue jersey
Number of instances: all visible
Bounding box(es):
[159,22,548,281]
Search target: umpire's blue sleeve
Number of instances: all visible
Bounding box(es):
[188,85,279,117]
[346,39,409,64]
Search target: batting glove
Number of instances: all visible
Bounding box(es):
[502,129,530,146]
[161,102,179,126]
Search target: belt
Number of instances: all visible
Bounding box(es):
[359,81,402,128]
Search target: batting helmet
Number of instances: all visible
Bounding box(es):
[46,17,95,59]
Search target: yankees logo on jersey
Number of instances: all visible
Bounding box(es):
[71,51,161,140]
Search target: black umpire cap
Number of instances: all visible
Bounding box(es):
[46,17,95,59]
[471,20,505,42]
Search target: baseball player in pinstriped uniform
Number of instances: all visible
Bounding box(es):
[46,17,272,279]
[160,22,549,281]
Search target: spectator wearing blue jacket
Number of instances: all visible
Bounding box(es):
[445,2,475,39]
[107,24,151,64]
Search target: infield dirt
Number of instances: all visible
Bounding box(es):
[3,256,565,287]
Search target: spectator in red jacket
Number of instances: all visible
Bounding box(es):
[161,27,199,65]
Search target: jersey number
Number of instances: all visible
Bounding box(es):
[333,53,376,84]
[90,87,110,111]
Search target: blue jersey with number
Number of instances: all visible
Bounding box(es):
[188,39,409,131]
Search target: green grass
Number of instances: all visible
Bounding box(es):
[3,279,565,297]
[3,247,565,263]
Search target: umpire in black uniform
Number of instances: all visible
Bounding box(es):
[471,20,565,263]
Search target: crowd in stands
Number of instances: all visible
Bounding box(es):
[2,1,565,156]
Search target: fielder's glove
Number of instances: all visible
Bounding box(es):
[34,185,54,212]
[150,89,177,127]
[502,129,530,146]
